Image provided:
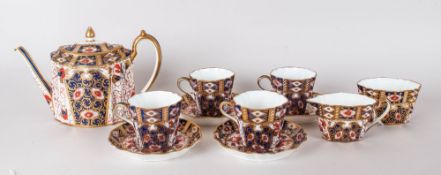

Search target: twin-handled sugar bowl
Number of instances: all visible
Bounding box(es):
[16,27,162,127]
[307,93,391,142]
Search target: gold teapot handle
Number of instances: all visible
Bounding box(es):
[130,30,162,92]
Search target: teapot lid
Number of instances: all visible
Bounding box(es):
[50,27,131,67]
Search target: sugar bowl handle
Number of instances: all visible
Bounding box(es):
[366,100,391,131]
[257,75,275,91]
[131,30,162,92]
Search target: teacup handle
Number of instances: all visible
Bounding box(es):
[177,77,193,97]
[257,75,275,92]
[366,100,391,131]
[113,103,133,123]
[113,103,143,149]
[177,77,202,114]
[219,101,239,123]
[219,101,246,145]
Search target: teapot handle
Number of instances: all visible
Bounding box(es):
[130,30,162,92]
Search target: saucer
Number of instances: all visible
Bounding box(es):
[181,93,236,126]
[214,120,307,161]
[285,115,318,124]
[108,118,202,161]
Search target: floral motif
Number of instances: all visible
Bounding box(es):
[214,120,307,153]
[318,118,365,142]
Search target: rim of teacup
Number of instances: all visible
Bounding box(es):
[307,92,377,107]
[128,91,182,110]
[357,77,422,92]
[232,90,289,110]
[188,67,235,82]
[269,66,317,80]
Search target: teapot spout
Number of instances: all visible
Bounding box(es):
[15,46,53,105]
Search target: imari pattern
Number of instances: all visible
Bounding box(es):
[318,118,366,142]
[221,103,289,151]
[48,58,135,127]
[65,69,110,126]
[109,119,201,154]
[188,76,235,117]
[50,43,132,66]
[214,120,307,153]
[270,75,316,115]
[307,103,376,142]
[358,85,421,125]
[127,102,182,152]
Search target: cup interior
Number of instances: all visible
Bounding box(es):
[271,67,316,80]
[233,90,288,109]
[358,78,421,92]
[190,68,234,81]
[128,91,182,109]
[307,93,376,106]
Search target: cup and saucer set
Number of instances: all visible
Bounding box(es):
[16,27,422,162]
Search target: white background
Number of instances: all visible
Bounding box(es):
[1,0,440,175]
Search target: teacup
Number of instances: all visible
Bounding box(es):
[257,67,317,115]
[307,93,390,142]
[113,91,182,152]
[358,78,421,125]
[177,67,235,117]
[219,90,289,152]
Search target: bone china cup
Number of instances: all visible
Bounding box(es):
[358,78,421,125]
[177,68,235,117]
[113,91,182,152]
[219,90,289,151]
[307,93,390,142]
[257,67,317,115]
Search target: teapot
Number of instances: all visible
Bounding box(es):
[16,27,162,127]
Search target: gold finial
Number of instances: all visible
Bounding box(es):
[85,27,95,42]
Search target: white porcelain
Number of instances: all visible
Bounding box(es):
[358,78,421,92]
[128,91,182,109]
[271,67,316,80]
[189,67,234,81]
[221,146,298,161]
[232,90,288,109]
[307,92,376,106]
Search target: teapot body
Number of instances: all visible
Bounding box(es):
[50,58,135,127]
[17,28,162,128]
